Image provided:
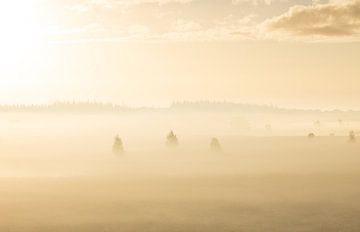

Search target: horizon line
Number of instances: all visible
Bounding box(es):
[0,101,358,113]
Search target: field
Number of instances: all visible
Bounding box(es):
[0,113,360,231]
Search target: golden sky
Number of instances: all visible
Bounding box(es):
[0,0,360,109]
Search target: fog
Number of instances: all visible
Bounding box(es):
[1,112,360,231]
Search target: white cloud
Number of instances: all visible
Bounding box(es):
[172,19,202,32]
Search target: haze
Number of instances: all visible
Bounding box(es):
[0,0,360,109]
[1,0,360,231]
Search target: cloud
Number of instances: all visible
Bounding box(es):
[90,0,194,7]
[51,0,262,43]
[232,0,287,6]
[50,0,360,43]
[160,14,260,41]
[172,19,202,32]
[265,0,360,40]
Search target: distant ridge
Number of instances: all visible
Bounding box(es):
[0,101,359,115]
[0,102,133,113]
[171,101,359,114]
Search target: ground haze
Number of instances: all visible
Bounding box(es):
[1,112,359,231]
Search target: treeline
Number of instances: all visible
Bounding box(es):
[0,101,360,116]
[171,101,360,115]
[0,101,132,113]
[171,101,286,113]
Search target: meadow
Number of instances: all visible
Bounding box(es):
[0,112,359,231]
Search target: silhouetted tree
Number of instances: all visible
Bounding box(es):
[338,119,343,126]
[308,133,315,139]
[314,120,321,127]
[349,131,356,143]
[113,135,124,154]
[166,131,178,147]
[210,137,222,152]
[265,124,272,133]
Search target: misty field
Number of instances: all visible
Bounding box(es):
[1,113,360,231]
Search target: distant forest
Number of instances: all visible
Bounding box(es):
[0,101,359,116]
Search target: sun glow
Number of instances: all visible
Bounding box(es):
[0,1,42,61]
[0,1,50,102]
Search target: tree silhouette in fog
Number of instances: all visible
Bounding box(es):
[265,124,272,133]
[338,119,343,126]
[113,135,124,154]
[314,120,321,127]
[349,131,356,143]
[210,137,222,152]
[166,131,178,147]
[308,133,315,139]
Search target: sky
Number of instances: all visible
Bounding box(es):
[0,0,360,109]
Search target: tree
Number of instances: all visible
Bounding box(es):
[338,119,343,126]
[349,131,356,143]
[308,133,315,139]
[166,130,178,147]
[210,137,222,152]
[265,124,272,132]
[113,135,124,154]
[314,120,321,127]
